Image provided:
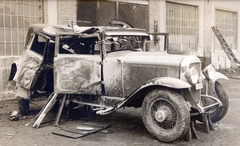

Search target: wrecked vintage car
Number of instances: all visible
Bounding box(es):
[9,21,229,142]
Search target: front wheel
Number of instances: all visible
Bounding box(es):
[198,81,229,123]
[141,88,190,142]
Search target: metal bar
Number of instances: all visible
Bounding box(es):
[70,99,106,108]
[54,94,67,127]
[33,92,59,128]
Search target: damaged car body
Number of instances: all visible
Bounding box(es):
[9,21,229,142]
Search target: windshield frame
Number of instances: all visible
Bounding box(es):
[26,30,52,59]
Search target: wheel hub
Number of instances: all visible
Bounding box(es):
[155,106,172,122]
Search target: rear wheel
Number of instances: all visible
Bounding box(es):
[141,88,190,142]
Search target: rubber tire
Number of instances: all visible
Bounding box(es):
[198,81,229,123]
[141,88,190,142]
[17,97,29,116]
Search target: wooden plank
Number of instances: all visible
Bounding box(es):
[32,93,59,128]
[54,94,67,126]
[52,123,111,139]
[77,1,97,26]
[52,129,84,139]
[118,3,134,27]
[134,5,147,29]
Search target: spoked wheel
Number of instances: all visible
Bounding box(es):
[142,88,190,142]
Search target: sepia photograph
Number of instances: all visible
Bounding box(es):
[0,0,239,145]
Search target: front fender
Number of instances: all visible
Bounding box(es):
[145,77,191,89]
[116,77,191,109]
[213,71,229,82]
[201,71,228,96]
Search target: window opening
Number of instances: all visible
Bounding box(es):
[215,9,237,50]
[59,36,98,55]
[104,35,143,52]
[166,2,199,54]
[0,0,43,56]
[30,34,47,56]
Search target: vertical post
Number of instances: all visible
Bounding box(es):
[153,21,158,45]
[47,0,58,25]
[54,94,68,126]
[116,0,119,19]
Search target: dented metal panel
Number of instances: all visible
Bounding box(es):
[15,51,42,90]
[103,53,123,97]
[54,55,101,95]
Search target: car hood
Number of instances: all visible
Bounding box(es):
[108,50,186,67]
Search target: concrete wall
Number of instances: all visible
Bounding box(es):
[148,0,240,70]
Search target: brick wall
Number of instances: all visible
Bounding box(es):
[58,0,77,25]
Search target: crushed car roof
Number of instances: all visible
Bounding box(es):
[29,24,149,37]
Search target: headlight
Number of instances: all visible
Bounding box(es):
[202,64,215,80]
[184,67,199,84]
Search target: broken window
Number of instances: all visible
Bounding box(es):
[29,34,47,56]
[59,35,98,55]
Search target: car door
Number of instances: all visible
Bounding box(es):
[15,31,50,90]
[54,35,102,95]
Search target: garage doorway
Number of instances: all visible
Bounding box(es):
[166,2,199,54]
[77,0,148,29]
[214,9,237,51]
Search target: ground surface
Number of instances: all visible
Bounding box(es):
[0,70,240,146]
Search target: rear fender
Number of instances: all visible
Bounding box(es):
[9,63,17,81]
[9,59,21,81]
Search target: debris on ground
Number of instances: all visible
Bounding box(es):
[10,110,19,121]
[52,122,111,139]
